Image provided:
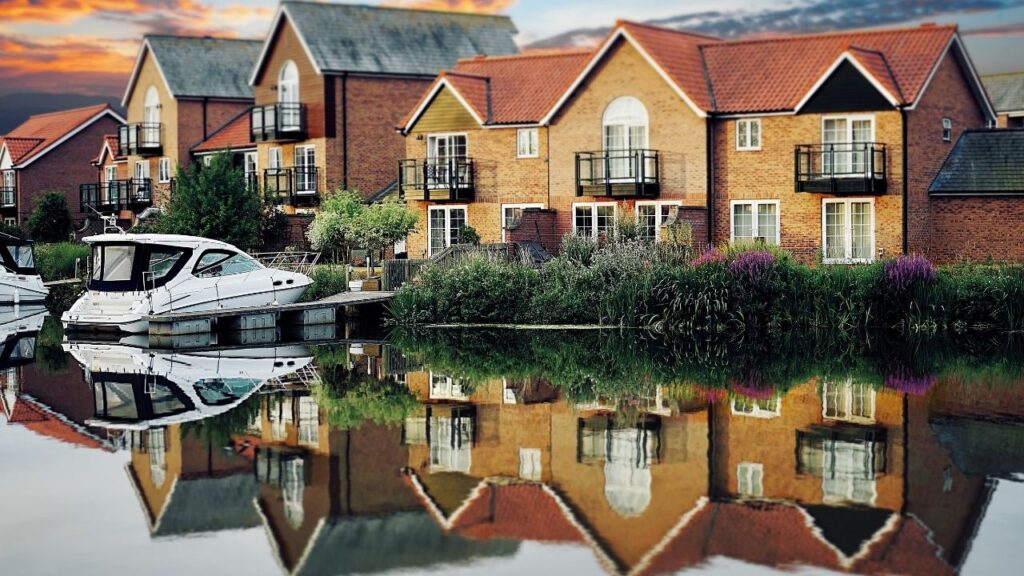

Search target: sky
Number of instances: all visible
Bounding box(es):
[1,0,1024,100]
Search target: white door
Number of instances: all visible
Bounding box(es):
[294,146,315,194]
[428,207,467,256]
[244,151,258,190]
[427,134,467,187]
[133,161,149,202]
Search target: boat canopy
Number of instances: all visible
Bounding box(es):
[89,241,194,292]
[0,236,37,275]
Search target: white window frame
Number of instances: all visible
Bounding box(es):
[519,448,542,481]
[730,396,781,418]
[821,198,875,264]
[821,114,876,177]
[501,203,544,242]
[635,200,682,242]
[729,199,780,245]
[427,132,469,161]
[736,118,762,151]
[427,205,468,257]
[268,147,282,169]
[572,202,617,240]
[243,151,258,180]
[294,145,316,194]
[3,217,16,227]
[516,128,539,158]
[157,157,171,183]
[942,117,953,142]
[202,156,212,167]
[822,379,876,424]
[737,462,764,498]
[103,165,118,184]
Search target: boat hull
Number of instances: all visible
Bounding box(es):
[0,276,49,304]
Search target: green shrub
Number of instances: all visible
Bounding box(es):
[27,192,73,243]
[35,242,90,281]
[301,266,348,301]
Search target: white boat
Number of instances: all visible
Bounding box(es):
[0,235,48,304]
[64,341,316,430]
[62,234,313,333]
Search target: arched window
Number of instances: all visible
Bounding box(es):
[278,61,300,130]
[602,97,649,180]
[603,427,653,517]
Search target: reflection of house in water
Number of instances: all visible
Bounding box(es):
[253,386,516,576]
[125,424,262,537]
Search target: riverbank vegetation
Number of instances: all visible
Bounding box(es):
[388,236,1024,336]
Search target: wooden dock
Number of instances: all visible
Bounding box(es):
[147,291,395,336]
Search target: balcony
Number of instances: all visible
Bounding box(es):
[398,158,474,202]
[0,186,15,210]
[118,123,162,156]
[795,143,887,195]
[575,149,660,198]
[263,168,319,207]
[250,103,307,142]
[79,179,153,213]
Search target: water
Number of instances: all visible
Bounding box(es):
[2,310,1024,576]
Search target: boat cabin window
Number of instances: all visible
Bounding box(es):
[0,240,38,274]
[193,250,261,278]
[90,243,192,291]
[195,378,261,406]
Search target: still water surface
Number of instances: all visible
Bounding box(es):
[1,308,1023,575]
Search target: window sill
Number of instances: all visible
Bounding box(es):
[822,258,874,265]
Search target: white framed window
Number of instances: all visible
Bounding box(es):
[737,462,764,498]
[202,156,212,167]
[821,115,875,176]
[244,151,258,189]
[429,414,472,472]
[730,200,780,245]
[3,217,15,227]
[519,448,542,481]
[822,379,876,424]
[731,396,780,418]
[427,206,467,256]
[573,202,616,240]
[157,157,171,183]
[820,439,878,506]
[297,396,320,447]
[603,97,649,180]
[636,200,681,242]
[294,145,316,194]
[501,203,544,242]
[426,133,468,189]
[822,198,875,263]
[516,128,539,158]
[143,86,161,147]
[278,60,301,131]
[268,147,282,169]
[736,118,761,151]
[103,165,117,184]
[942,117,953,142]
[428,372,469,400]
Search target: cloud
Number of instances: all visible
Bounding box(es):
[380,0,516,14]
[0,1,272,36]
[0,34,136,95]
[962,22,1024,36]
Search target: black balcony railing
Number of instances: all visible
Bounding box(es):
[575,149,660,198]
[0,187,15,210]
[398,158,475,202]
[795,142,887,195]
[250,103,307,142]
[118,123,162,156]
[263,168,319,207]
[79,179,153,213]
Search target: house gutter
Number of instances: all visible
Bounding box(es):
[341,73,349,190]
[901,107,908,254]
[705,116,715,246]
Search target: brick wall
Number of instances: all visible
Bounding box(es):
[263,213,314,252]
[178,99,252,163]
[906,51,1003,263]
[19,114,122,224]
[508,208,560,254]
[712,111,904,263]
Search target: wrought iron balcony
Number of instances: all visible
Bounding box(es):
[795,143,887,195]
[575,149,660,198]
[398,158,474,202]
[250,103,307,142]
[263,168,319,207]
[0,186,15,210]
[118,123,162,156]
[79,179,153,213]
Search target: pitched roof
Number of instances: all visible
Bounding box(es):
[124,36,262,105]
[617,22,717,112]
[982,71,1024,113]
[191,110,254,154]
[1,104,123,168]
[253,1,518,84]
[929,129,1024,195]
[701,24,957,113]
[450,483,585,543]
[7,396,112,451]
[95,135,124,164]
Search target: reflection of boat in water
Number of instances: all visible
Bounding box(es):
[62,234,312,333]
[0,305,47,370]
[0,235,48,304]
[64,341,315,430]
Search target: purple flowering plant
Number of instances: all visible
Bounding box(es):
[883,254,936,293]
[727,250,777,284]
[689,247,726,267]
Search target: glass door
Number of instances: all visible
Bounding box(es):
[294,146,315,194]
[428,206,467,256]
[427,134,467,188]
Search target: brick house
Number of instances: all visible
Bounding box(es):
[401,21,999,263]
[0,104,124,226]
[245,1,518,217]
[982,71,1024,127]
[113,35,262,216]
[79,134,132,220]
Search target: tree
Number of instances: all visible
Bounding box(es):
[307,191,417,268]
[161,152,262,249]
[27,192,73,243]
[349,200,418,269]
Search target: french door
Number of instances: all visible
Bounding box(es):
[294,146,315,194]
[822,117,873,176]
[428,206,467,256]
[427,134,467,187]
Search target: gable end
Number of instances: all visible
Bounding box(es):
[801,60,896,114]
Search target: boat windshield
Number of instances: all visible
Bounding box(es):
[89,243,192,292]
[0,241,37,275]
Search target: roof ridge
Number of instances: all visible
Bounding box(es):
[283,0,514,21]
[847,45,906,102]
[445,70,491,80]
[706,22,957,48]
[23,103,110,120]
[618,19,723,42]
[145,34,263,43]
[457,48,591,64]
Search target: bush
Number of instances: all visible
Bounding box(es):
[301,266,348,301]
[27,192,73,242]
[0,222,26,239]
[35,242,90,281]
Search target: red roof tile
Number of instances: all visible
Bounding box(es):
[7,397,109,451]
[3,104,118,166]
[702,25,956,113]
[450,483,585,543]
[95,134,123,164]
[618,21,718,112]
[191,111,254,153]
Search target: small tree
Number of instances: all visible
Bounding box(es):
[307,190,365,263]
[349,200,418,269]
[27,192,72,242]
[161,152,262,249]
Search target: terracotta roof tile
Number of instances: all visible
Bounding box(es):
[450,484,585,543]
[7,397,108,451]
[95,134,123,164]
[191,111,254,153]
[618,21,718,112]
[847,47,904,103]
[3,104,118,166]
